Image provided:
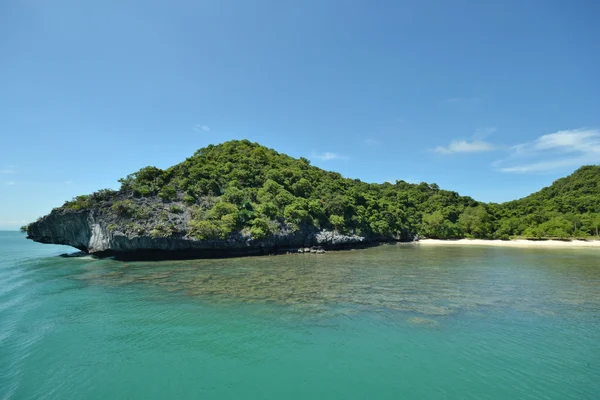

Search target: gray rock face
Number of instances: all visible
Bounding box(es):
[27,208,377,259]
[27,209,94,252]
[315,230,365,246]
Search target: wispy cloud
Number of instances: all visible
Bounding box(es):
[311,152,348,161]
[434,140,496,154]
[494,129,600,173]
[194,124,210,132]
[65,180,73,185]
[4,181,16,186]
[365,138,380,146]
[0,167,16,174]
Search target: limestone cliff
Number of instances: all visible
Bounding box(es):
[26,195,373,259]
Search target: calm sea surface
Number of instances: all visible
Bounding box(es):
[1,231,599,399]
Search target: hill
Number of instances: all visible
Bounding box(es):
[25,140,600,257]
[492,165,600,238]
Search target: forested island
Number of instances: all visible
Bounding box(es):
[25,140,600,258]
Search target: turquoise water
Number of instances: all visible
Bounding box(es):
[1,231,599,399]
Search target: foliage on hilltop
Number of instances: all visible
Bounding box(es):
[490,166,600,238]
[57,140,600,241]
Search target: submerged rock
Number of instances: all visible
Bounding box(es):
[59,251,90,258]
[407,317,440,328]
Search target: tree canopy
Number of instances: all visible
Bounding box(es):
[59,140,600,241]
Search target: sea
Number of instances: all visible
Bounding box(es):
[1,230,599,399]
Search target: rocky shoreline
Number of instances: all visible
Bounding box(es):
[26,207,395,260]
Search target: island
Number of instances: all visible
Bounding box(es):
[24,140,600,259]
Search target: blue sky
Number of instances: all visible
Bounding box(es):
[1,0,599,230]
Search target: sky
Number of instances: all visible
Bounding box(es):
[1,0,599,230]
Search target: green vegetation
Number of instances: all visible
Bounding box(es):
[188,200,240,240]
[149,223,177,238]
[114,140,483,240]
[111,200,151,220]
[57,140,600,241]
[63,189,118,210]
[489,165,600,239]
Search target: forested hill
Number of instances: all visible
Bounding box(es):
[493,166,600,238]
[50,140,600,241]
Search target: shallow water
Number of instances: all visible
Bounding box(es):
[1,231,599,399]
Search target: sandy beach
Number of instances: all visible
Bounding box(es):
[416,238,600,248]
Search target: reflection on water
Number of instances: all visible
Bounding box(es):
[73,244,600,319]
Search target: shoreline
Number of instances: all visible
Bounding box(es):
[414,238,600,248]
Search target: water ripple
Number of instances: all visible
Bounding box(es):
[1,235,599,399]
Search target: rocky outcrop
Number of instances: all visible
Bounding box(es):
[27,209,94,252]
[314,230,365,247]
[27,207,381,260]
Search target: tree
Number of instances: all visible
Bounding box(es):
[292,178,313,198]
[249,217,271,239]
[537,217,571,238]
[329,215,345,231]
[594,214,600,238]
[284,201,310,225]
[421,210,445,238]
[458,206,492,238]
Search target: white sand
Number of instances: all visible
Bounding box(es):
[416,238,600,248]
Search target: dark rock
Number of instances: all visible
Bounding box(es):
[59,251,89,258]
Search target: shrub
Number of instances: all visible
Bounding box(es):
[183,194,196,205]
[222,186,245,205]
[220,213,238,233]
[135,206,151,220]
[208,201,238,220]
[64,195,90,210]
[292,178,313,197]
[284,201,310,225]
[90,189,117,202]
[150,223,176,238]
[249,218,271,239]
[111,200,137,217]
[257,202,278,219]
[329,214,345,231]
[158,185,177,201]
[189,220,223,240]
[125,223,146,235]
[133,186,152,197]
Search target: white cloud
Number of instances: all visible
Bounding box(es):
[311,152,348,161]
[194,124,210,132]
[434,140,496,154]
[497,158,591,173]
[365,139,380,146]
[4,181,16,186]
[65,180,73,185]
[0,168,16,174]
[494,129,600,173]
[533,129,599,152]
